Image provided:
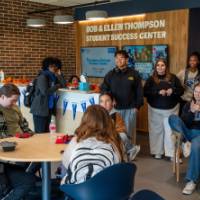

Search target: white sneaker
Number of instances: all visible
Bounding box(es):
[154,154,162,159]
[182,142,191,158]
[128,145,140,161]
[182,181,196,195]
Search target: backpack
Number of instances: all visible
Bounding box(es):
[23,78,37,107]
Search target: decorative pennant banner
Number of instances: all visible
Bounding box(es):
[72,102,77,120]
[89,96,95,105]
[63,99,68,116]
[81,101,87,112]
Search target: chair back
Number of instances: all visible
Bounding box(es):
[60,162,137,200]
[130,189,165,200]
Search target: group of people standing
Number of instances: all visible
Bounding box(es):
[101,50,200,195]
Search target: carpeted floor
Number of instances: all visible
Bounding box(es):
[134,132,200,200]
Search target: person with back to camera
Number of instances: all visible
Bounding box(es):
[61,105,124,185]
[101,50,143,145]
[99,92,140,161]
[0,83,36,200]
[30,57,65,133]
[169,83,200,195]
[144,58,184,160]
[177,52,200,115]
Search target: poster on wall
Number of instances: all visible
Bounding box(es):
[81,46,117,77]
[123,45,168,80]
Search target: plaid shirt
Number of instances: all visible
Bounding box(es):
[0,110,33,139]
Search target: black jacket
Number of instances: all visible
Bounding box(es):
[144,74,184,109]
[101,67,143,109]
[181,102,200,130]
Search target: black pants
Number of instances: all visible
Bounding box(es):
[33,115,51,133]
[3,164,36,200]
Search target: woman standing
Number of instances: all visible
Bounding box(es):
[144,59,184,160]
[30,57,64,133]
[169,83,200,195]
[177,52,200,114]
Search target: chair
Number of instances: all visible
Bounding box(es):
[130,189,165,200]
[60,163,137,200]
[171,131,182,182]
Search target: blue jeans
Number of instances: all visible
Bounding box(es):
[168,115,200,182]
[3,164,36,200]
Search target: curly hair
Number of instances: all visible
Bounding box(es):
[75,105,124,161]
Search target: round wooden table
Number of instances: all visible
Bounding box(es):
[0,133,67,200]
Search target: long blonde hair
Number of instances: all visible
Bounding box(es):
[75,105,124,161]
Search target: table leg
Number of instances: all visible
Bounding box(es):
[42,162,51,200]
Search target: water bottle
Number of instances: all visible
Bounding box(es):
[49,117,56,142]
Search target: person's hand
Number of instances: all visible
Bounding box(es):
[113,99,117,107]
[159,89,166,96]
[166,88,173,96]
[190,101,200,113]
[56,69,61,75]
[133,108,138,113]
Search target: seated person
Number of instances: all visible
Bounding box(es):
[68,75,80,85]
[61,105,124,184]
[67,75,80,89]
[0,83,36,200]
[169,82,200,195]
[99,92,140,161]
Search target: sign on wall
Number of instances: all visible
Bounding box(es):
[85,19,166,42]
[123,45,168,80]
[81,46,117,77]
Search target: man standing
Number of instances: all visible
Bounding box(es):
[101,50,143,144]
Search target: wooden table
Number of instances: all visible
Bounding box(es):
[0,134,66,200]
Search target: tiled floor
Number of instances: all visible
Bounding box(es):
[134,132,200,200]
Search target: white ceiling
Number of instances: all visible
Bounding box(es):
[28,0,109,7]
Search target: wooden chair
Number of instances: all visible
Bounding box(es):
[171,131,182,182]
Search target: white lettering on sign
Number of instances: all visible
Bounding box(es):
[85,19,167,41]
[124,20,165,30]
[139,31,166,39]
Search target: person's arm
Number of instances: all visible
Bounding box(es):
[0,111,8,138]
[181,102,195,127]
[144,77,159,97]
[134,71,144,109]
[100,72,111,92]
[115,113,127,133]
[170,75,184,97]
[56,69,67,88]
[62,136,78,169]
[17,107,33,134]
[37,75,60,96]
[176,69,185,86]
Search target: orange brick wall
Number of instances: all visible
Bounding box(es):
[0,0,76,80]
